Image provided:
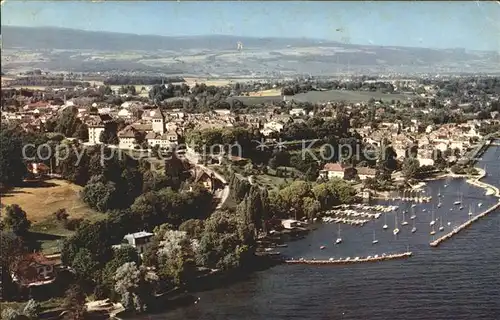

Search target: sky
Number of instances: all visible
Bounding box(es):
[2,1,500,51]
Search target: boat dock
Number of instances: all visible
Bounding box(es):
[430,200,500,247]
[430,165,500,247]
[284,252,412,265]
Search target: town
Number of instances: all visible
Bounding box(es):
[2,2,500,319]
[2,71,499,319]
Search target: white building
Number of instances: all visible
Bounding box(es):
[122,231,154,254]
[118,125,138,149]
[261,121,284,136]
[289,108,307,116]
[86,114,112,145]
[319,163,345,180]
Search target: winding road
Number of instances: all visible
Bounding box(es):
[184,151,230,209]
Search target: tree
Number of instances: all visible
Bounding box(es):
[1,231,24,298]
[114,262,158,313]
[302,197,321,219]
[179,219,205,239]
[160,238,197,286]
[72,248,99,284]
[0,127,27,186]
[3,204,31,237]
[81,175,117,212]
[402,158,420,180]
[197,209,254,270]
[62,285,87,320]
[100,245,140,298]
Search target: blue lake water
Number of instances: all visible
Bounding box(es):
[140,141,500,320]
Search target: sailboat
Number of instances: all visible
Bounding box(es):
[410,207,416,220]
[401,210,409,226]
[468,205,473,217]
[438,217,444,232]
[438,188,442,197]
[335,224,342,244]
[454,191,462,206]
[430,225,436,235]
[411,218,417,233]
[459,193,464,210]
[430,209,436,226]
[372,230,379,244]
[383,212,388,230]
[478,202,483,208]
[393,215,400,235]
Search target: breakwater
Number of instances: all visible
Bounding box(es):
[430,166,500,247]
[284,252,412,265]
[430,200,500,247]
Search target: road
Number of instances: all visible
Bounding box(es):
[184,151,230,209]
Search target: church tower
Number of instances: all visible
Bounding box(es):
[152,107,165,134]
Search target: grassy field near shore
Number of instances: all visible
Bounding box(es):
[1,179,105,253]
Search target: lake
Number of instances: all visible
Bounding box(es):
[139,141,500,320]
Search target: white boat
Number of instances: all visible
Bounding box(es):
[468,205,473,217]
[401,211,408,226]
[383,212,388,230]
[335,224,342,244]
[447,222,451,226]
[411,204,417,208]
[393,216,400,235]
[437,201,442,208]
[372,230,378,245]
[410,207,416,220]
[430,222,436,235]
[430,210,436,226]
[411,219,417,233]
[438,218,444,232]
[478,203,483,208]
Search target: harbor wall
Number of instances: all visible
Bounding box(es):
[284,252,412,265]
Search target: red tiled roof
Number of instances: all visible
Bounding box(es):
[323,163,344,172]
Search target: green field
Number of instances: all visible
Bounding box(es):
[1,179,106,254]
[292,90,413,103]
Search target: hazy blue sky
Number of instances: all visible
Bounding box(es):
[3,1,500,51]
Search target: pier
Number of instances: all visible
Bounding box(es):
[430,200,500,247]
[284,252,412,265]
[431,166,500,247]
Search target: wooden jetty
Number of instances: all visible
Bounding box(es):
[284,252,412,265]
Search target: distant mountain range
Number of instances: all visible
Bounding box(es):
[2,26,332,51]
[2,26,499,75]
